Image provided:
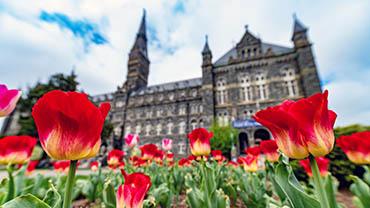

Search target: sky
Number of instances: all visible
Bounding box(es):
[0,0,370,127]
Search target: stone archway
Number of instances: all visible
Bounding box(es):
[254,128,271,145]
[238,132,249,154]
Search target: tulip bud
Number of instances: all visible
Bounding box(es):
[188,128,213,157]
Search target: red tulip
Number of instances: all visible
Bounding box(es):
[299,157,329,177]
[119,161,125,170]
[90,161,99,172]
[125,134,139,149]
[178,158,190,167]
[116,172,151,208]
[0,136,37,165]
[162,138,173,151]
[253,90,337,159]
[32,90,110,160]
[260,140,280,162]
[337,131,370,164]
[140,144,158,161]
[166,153,174,162]
[54,161,71,173]
[238,155,259,172]
[130,156,146,167]
[245,146,261,156]
[154,150,164,164]
[0,84,21,117]
[227,161,239,168]
[23,160,39,175]
[107,149,125,169]
[188,128,213,157]
[211,150,225,161]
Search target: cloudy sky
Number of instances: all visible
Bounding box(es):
[1,0,370,126]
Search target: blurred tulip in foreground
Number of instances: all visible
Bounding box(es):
[0,84,21,117]
[253,90,336,159]
[0,136,37,165]
[117,171,151,208]
[337,131,370,164]
[32,90,110,160]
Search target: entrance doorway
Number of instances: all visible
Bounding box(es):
[238,132,249,153]
[254,128,271,144]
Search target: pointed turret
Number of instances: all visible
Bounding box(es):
[291,14,310,48]
[202,35,212,67]
[202,35,212,55]
[293,14,307,33]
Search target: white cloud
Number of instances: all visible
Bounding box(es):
[0,0,370,126]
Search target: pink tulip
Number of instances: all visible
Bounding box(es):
[125,134,139,148]
[162,138,173,151]
[0,84,21,117]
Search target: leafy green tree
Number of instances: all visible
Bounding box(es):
[17,72,79,136]
[209,121,238,157]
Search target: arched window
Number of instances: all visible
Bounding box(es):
[135,125,141,135]
[125,126,131,135]
[239,75,253,102]
[282,68,299,97]
[255,74,268,100]
[145,124,151,136]
[216,79,227,104]
[156,124,162,136]
[179,122,186,134]
[199,119,204,128]
[167,122,173,135]
[254,129,271,145]
[191,120,197,130]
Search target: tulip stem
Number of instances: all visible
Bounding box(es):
[5,164,15,202]
[309,155,330,208]
[63,160,78,208]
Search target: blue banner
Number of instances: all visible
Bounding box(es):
[232,119,262,128]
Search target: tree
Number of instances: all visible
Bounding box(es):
[17,72,79,137]
[209,121,238,157]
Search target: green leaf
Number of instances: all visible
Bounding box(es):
[323,175,340,208]
[274,163,320,208]
[349,176,370,208]
[102,180,116,208]
[1,194,51,208]
[42,182,62,208]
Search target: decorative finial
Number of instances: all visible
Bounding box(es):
[244,25,249,31]
[205,35,208,42]
[143,8,146,17]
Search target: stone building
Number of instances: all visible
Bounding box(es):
[1,12,321,156]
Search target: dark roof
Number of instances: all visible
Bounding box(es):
[131,78,202,96]
[214,42,293,66]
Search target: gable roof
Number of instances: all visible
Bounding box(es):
[214,42,293,67]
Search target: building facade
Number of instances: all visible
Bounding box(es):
[92,12,321,156]
[1,12,321,156]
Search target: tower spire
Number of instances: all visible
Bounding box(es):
[202,35,211,54]
[293,13,307,33]
[131,9,148,58]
